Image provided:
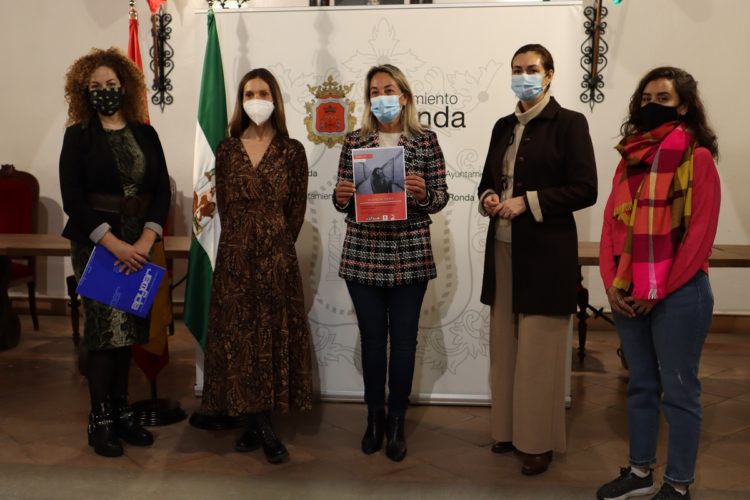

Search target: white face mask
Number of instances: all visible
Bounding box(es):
[243,99,275,125]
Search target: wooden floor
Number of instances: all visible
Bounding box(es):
[1,315,749,499]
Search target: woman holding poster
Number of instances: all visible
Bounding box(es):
[59,48,171,457]
[477,44,597,475]
[333,64,448,462]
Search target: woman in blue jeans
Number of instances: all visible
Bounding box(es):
[597,67,720,500]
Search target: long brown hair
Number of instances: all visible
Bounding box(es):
[63,47,148,126]
[228,68,288,139]
[622,66,719,159]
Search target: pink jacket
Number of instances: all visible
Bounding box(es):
[600,146,721,296]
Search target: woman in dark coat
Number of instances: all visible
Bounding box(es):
[477,44,597,475]
[59,47,171,457]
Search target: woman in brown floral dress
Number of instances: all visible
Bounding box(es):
[200,68,313,464]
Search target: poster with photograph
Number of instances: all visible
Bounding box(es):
[352,146,407,223]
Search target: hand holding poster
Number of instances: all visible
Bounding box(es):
[352,146,407,223]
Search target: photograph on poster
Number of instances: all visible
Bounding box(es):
[352,146,406,222]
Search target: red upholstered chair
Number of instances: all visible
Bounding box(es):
[0,164,40,330]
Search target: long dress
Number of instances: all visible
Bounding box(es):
[200,134,313,415]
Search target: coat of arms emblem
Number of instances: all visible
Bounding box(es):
[304,75,357,148]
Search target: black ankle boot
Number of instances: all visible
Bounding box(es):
[385,414,407,462]
[361,408,386,454]
[235,425,261,453]
[113,396,154,447]
[88,402,123,457]
[253,412,289,464]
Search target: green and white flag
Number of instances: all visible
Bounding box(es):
[185,9,226,349]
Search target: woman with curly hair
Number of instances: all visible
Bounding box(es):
[596,67,720,500]
[59,47,171,457]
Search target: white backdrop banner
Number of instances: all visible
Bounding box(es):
[196,2,583,403]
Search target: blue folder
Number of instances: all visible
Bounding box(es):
[76,245,166,318]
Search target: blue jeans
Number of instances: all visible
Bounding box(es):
[613,271,713,485]
[345,280,428,417]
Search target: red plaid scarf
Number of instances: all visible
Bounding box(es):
[612,122,695,300]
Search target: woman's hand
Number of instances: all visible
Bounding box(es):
[405,174,428,202]
[482,193,501,216]
[334,180,356,206]
[606,286,635,317]
[100,232,148,274]
[496,196,527,219]
[132,228,158,263]
[625,298,655,316]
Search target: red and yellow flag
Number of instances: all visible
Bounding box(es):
[147,0,166,15]
[128,3,171,381]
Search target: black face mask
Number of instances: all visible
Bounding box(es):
[637,102,680,131]
[89,87,123,116]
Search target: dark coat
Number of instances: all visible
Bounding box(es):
[478,97,597,314]
[59,117,171,243]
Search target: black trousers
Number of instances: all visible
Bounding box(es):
[345,280,428,417]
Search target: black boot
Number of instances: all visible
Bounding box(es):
[385,414,407,462]
[253,412,289,464]
[235,425,261,453]
[361,408,386,454]
[88,402,124,457]
[113,395,154,447]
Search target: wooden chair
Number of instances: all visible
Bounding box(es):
[0,164,40,330]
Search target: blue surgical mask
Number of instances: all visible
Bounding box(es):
[511,73,544,102]
[370,95,402,124]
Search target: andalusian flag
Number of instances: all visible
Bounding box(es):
[184,9,226,349]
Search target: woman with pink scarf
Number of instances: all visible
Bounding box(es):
[596,67,720,500]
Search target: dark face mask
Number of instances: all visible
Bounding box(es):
[637,102,680,131]
[89,87,123,116]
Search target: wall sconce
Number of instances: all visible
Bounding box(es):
[150,3,174,111]
[579,0,608,110]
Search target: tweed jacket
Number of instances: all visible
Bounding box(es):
[333,129,448,287]
[59,117,171,244]
[478,97,597,314]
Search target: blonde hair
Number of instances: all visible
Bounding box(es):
[360,64,427,138]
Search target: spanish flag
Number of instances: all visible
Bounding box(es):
[128,3,171,381]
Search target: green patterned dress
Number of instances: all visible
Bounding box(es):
[71,127,150,351]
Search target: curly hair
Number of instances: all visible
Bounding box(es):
[63,47,148,126]
[622,66,719,159]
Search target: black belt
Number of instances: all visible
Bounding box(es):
[88,193,152,218]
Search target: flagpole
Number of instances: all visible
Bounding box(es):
[125,0,186,427]
[185,2,248,431]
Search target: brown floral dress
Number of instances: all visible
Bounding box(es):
[200,135,313,415]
